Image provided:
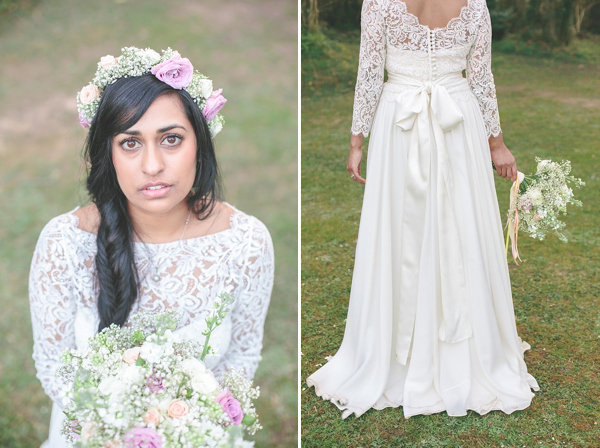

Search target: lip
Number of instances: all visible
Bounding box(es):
[139,181,173,199]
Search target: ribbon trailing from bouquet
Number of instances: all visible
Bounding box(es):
[505,171,525,264]
[391,72,472,364]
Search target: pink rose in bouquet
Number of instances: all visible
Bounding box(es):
[217,390,244,425]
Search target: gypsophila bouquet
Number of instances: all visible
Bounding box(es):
[505,157,585,263]
[57,293,261,447]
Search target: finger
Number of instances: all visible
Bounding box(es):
[506,166,514,182]
[351,167,366,184]
[501,165,508,180]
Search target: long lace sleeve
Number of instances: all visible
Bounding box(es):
[466,3,501,138]
[29,218,78,405]
[351,0,387,137]
[211,218,274,380]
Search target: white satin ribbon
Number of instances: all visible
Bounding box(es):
[391,72,473,365]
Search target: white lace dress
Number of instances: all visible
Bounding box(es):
[307,0,539,419]
[29,203,274,447]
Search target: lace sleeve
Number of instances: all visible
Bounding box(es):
[29,218,78,405]
[466,3,501,139]
[351,0,387,137]
[211,218,274,381]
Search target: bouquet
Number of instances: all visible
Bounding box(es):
[57,293,261,447]
[505,157,585,264]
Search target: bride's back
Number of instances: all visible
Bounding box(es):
[401,0,469,29]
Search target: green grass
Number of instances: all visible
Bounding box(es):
[301,35,600,446]
[0,1,297,446]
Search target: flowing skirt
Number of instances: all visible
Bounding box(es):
[306,73,539,419]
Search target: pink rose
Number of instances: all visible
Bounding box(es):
[123,347,141,365]
[202,89,226,122]
[78,112,90,129]
[80,84,100,105]
[123,427,162,448]
[217,390,244,425]
[143,407,161,425]
[150,55,194,89]
[167,399,189,418]
[99,55,117,69]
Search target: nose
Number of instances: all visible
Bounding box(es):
[141,143,164,176]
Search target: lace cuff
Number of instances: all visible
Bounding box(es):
[351,0,387,137]
[29,217,78,405]
[211,217,274,380]
[466,4,502,139]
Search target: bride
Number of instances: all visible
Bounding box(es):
[29,47,274,446]
[307,0,539,419]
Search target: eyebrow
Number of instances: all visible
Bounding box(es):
[121,124,187,136]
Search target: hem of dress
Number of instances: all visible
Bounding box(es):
[307,369,539,420]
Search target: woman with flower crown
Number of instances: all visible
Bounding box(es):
[306,0,539,419]
[28,47,274,447]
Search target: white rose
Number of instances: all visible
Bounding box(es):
[209,118,223,136]
[107,380,127,403]
[144,49,161,63]
[140,341,164,364]
[180,358,207,377]
[190,371,220,395]
[117,365,144,384]
[99,55,117,69]
[198,78,213,98]
[79,84,100,105]
[98,376,115,395]
[527,188,543,206]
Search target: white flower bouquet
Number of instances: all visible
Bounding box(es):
[505,157,585,263]
[57,293,261,447]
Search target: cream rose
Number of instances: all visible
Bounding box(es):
[99,55,117,69]
[143,407,162,425]
[81,421,97,443]
[190,371,220,396]
[80,84,100,105]
[527,188,543,206]
[198,78,213,98]
[180,358,206,377]
[123,347,141,365]
[167,399,189,418]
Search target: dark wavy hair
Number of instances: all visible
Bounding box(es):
[84,74,221,331]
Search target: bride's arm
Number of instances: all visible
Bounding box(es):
[466,3,517,181]
[29,217,78,406]
[351,0,387,138]
[211,218,275,380]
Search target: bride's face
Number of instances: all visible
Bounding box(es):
[112,94,198,216]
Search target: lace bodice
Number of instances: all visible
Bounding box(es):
[351,0,502,139]
[29,203,274,406]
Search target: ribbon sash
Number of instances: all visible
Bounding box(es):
[393,73,472,365]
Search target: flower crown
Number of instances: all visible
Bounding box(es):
[77,47,226,137]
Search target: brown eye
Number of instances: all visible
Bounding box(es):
[162,134,182,147]
[120,138,141,151]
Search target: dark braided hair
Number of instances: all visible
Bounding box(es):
[84,74,221,331]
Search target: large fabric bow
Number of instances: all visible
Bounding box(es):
[391,73,472,365]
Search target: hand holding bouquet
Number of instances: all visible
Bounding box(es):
[505,157,585,264]
[57,293,261,447]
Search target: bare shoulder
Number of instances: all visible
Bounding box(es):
[72,204,101,235]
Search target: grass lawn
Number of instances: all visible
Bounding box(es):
[301,34,600,446]
[0,1,297,446]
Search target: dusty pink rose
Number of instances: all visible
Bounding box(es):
[143,407,161,425]
[123,427,162,448]
[78,112,91,129]
[533,214,541,221]
[146,374,165,393]
[217,390,244,425]
[123,347,142,365]
[202,89,226,122]
[150,55,193,89]
[80,84,100,105]
[167,399,189,418]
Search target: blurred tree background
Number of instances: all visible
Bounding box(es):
[302,0,600,90]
